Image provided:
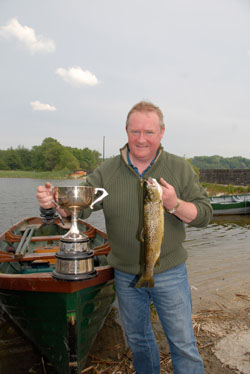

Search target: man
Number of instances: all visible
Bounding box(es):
[36,101,212,374]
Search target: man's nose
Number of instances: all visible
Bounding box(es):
[138,132,146,141]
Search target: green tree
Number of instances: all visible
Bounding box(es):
[43,142,64,171]
[31,145,44,170]
[66,147,86,168]
[16,146,32,170]
[0,150,9,170]
[5,148,22,169]
[81,147,101,171]
[31,138,80,171]
[55,148,80,170]
[187,158,200,177]
[32,138,63,171]
[67,146,102,171]
[191,155,250,169]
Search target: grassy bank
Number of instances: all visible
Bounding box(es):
[202,182,250,196]
[1,170,250,195]
[0,170,72,179]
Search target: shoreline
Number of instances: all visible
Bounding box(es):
[0,173,249,196]
[0,170,87,180]
[0,174,86,180]
[86,234,250,373]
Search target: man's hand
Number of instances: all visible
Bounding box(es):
[159,177,197,223]
[36,182,54,209]
[36,182,69,217]
[159,178,178,212]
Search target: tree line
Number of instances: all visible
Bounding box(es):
[0,138,102,172]
[191,155,250,169]
[1,141,249,172]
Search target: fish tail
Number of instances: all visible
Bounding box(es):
[135,275,154,288]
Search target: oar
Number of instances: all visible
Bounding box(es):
[0,251,57,263]
[15,225,37,257]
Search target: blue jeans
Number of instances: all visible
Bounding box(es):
[114,264,204,374]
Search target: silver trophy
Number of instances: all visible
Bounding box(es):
[52,186,108,281]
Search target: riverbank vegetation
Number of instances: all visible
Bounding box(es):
[1,169,249,196]
[1,141,250,193]
[202,182,250,196]
[0,169,72,179]
[0,137,102,173]
[191,155,250,169]
[1,139,250,172]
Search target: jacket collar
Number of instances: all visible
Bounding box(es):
[120,143,163,169]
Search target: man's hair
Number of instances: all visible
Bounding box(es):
[126,101,165,129]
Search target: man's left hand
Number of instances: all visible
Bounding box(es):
[159,178,178,212]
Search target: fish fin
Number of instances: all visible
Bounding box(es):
[155,257,160,267]
[139,228,144,242]
[135,276,154,288]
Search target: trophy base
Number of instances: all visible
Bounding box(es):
[52,250,97,281]
[52,269,97,281]
[60,237,89,253]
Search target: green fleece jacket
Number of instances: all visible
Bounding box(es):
[81,144,213,275]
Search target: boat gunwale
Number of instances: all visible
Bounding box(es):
[0,217,114,293]
[0,265,114,293]
[1,216,108,241]
[210,193,250,215]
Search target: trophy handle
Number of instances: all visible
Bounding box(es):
[90,188,108,209]
[51,187,58,207]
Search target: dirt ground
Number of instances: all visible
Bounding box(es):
[84,298,250,374]
[85,246,250,374]
[84,292,250,374]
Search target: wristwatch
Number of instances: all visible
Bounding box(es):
[39,207,64,225]
[167,199,180,214]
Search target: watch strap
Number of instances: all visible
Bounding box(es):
[167,199,180,214]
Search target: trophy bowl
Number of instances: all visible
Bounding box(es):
[53,185,108,242]
[54,185,108,211]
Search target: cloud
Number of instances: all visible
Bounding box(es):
[30,100,56,111]
[55,66,100,86]
[0,17,55,54]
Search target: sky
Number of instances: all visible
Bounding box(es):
[0,0,250,159]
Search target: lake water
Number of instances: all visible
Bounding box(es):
[0,178,250,373]
[0,178,106,234]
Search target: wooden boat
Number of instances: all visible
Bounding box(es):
[0,217,115,374]
[210,193,250,215]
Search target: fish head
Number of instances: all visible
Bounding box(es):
[144,178,162,203]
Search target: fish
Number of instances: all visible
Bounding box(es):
[135,177,164,288]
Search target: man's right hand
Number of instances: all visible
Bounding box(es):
[36,182,54,209]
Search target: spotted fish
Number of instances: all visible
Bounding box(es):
[136,178,164,288]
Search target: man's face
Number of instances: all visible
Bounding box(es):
[126,111,165,164]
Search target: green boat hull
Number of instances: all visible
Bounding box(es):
[210,193,250,215]
[0,217,115,374]
[0,282,115,374]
